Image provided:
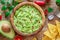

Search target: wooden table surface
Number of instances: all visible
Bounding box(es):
[0,0,60,40]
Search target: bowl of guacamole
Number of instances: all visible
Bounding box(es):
[10,2,45,36]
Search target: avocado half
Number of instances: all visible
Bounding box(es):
[0,20,15,39]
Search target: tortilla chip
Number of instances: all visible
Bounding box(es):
[56,20,60,35]
[48,23,58,38]
[52,38,56,40]
[56,35,60,40]
[44,30,54,39]
[32,37,37,40]
[42,36,51,40]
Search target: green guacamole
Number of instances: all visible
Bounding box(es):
[14,5,42,34]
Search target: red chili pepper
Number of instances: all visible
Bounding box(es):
[34,1,45,6]
[44,9,48,15]
[14,35,23,40]
[0,15,2,20]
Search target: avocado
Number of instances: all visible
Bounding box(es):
[0,20,15,39]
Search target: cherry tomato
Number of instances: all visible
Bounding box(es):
[0,15,2,20]
[44,9,48,15]
[14,35,23,40]
[34,1,45,6]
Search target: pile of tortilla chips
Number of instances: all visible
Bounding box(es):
[32,37,37,40]
[42,20,60,40]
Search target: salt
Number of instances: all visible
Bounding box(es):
[48,15,54,20]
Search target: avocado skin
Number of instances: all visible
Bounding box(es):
[0,20,15,39]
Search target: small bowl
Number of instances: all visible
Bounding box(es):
[10,2,45,36]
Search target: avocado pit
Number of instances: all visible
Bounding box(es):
[2,23,11,33]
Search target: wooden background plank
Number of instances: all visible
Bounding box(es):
[0,0,60,40]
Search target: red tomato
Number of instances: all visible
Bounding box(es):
[14,35,23,40]
[44,9,48,15]
[0,15,2,20]
[34,1,45,6]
